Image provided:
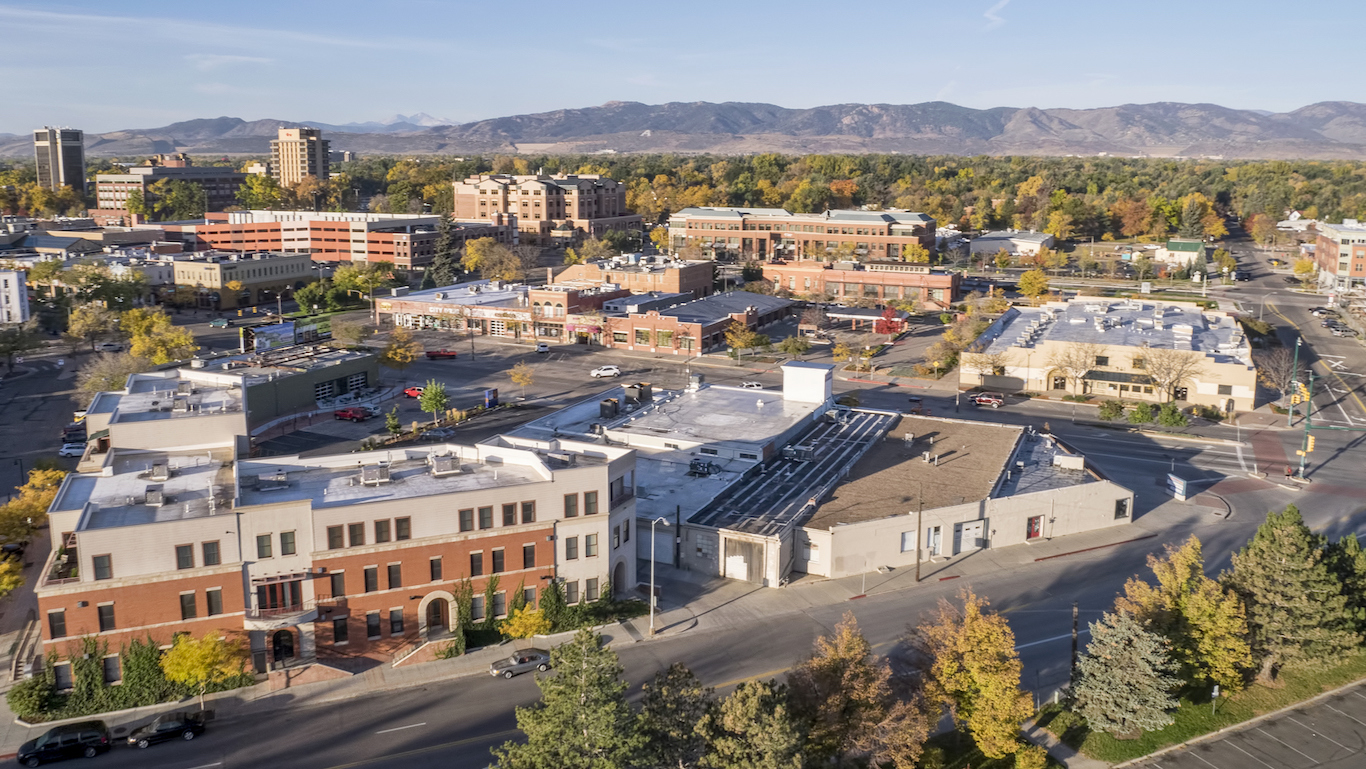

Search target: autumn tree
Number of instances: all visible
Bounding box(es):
[724,320,763,356]
[832,341,852,363]
[873,307,903,339]
[1247,213,1277,247]
[462,237,523,281]
[1141,345,1205,402]
[0,467,67,542]
[1017,269,1050,303]
[122,308,197,364]
[159,631,247,709]
[417,380,449,426]
[901,243,931,263]
[993,249,1012,271]
[1225,505,1359,682]
[1045,211,1075,240]
[236,174,283,209]
[65,305,119,351]
[1046,342,1104,395]
[1071,611,1179,739]
[699,680,804,769]
[636,663,714,769]
[910,590,1032,759]
[1115,536,1251,691]
[0,559,22,601]
[963,346,1013,384]
[74,352,152,402]
[379,326,422,379]
[1293,257,1317,288]
[501,607,552,639]
[509,361,534,398]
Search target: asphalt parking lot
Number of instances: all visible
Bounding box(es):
[1129,681,1366,769]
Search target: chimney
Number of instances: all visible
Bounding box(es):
[546,267,552,284]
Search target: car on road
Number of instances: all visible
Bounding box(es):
[126,712,207,750]
[94,341,125,353]
[58,443,85,458]
[740,381,763,389]
[419,428,456,441]
[1333,328,1358,337]
[403,386,425,398]
[490,649,551,679]
[1232,270,1251,281]
[17,720,111,766]
[209,318,231,328]
[535,342,551,353]
[425,349,458,360]
[333,407,372,422]
[970,392,1006,408]
[1,541,25,561]
[590,365,621,378]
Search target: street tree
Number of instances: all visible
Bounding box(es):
[430,214,461,287]
[724,320,760,356]
[462,238,523,280]
[1293,257,1317,288]
[1072,611,1179,739]
[0,322,43,372]
[0,559,22,601]
[329,318,371,347]
[993,249,1012,271]
[1225,505,1359,682]
[384,406,402,438]
[379,326,422,379]
[1046,341,1104,395]
[1115,535,1251,692]
[963,346,1013,385]
[65,305,119,351]
[832,341,853,364]
[699,679,804,769]
[74,352,152,402]
[909,590,1031,760]
[122,309,197,364]
[417,379,449,426]
[901,243,931,263]
[636,663,714,769]
[1248,213,1277,246]
[873,307,903,339]
[509,361,534,398]
[1018,268,1050,303]
[0,468,66,542]
[159,631,247,710]
[493,629,641,769]
[1253,347,1304,406]
[777,335,812,360]
[1141,344,1205,402]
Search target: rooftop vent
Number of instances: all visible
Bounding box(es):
[145,485,165,507]
[429,455,462,477]
[176,381,193,395]
[257,471,288,491]
[360,464,391,486]
[545,451,576,468]
[172,395,190,413]
[149,462,171,482]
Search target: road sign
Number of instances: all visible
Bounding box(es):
[1166,473,1189,501]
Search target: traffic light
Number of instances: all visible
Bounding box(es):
[1307,435,1316,453]
[1298,382,1311,399]
[1291,394,1301,404]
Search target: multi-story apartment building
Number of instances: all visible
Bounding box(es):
[33,127,85,192]
[0,270,30,324]
[270,128,330,187]
[761,260,961,309]
[557,254,715,299]
[91,155,249,225]
[171,251,315,310]
[667,207,936,262]
[152,210,516,270]
[1314,219,1366,291]
[453,174,642,246]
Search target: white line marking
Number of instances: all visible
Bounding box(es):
[376,722,427,734]
[181,764,223,769]
[1326,704,1366,726]
[1226,740,1277,769]
[1255,726,1319,762]
[1014,629,1090,650]
[1287,715,1349,751]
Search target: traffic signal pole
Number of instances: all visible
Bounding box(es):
[1297,371,1315,480]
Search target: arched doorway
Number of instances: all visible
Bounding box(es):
[426,599,449,635]
[272,630,294,662]
[613,561,627,599]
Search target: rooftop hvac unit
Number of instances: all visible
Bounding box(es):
[149,462,171,482]
[360,464,391,486]
[546,451,576,467]
[145,485,165,507]
[177,381,193,395]
[172,395,190,413]
[433,292,446,300]
[599,398,620,419]
[430,455,461,477]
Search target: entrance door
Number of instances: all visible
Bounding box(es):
[1173,387,1188,401]
[725,555,748,580]
[927,526,942,556]
[613,562,626,599]
[272,630,294,662]
[1027,516,1043,540]
[426,599,448,634]
[1052,376,1067,390]
[954,521,985,554]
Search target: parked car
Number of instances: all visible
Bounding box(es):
[1232,271,1250,281]
[970,392,1006,408]
[333,407,372,422]
[535,342,551,353]
[126,711,207,749]
[94,341,125,353]
[403,386,425,398]
[425,349,458,360]
[490,649,551,679]
[1,542,25,561]
[17,720,111,766]
[57,443,85,458]
[590,365,622,378]
[740,381,763,389]
[209,318,231,328]
[419,427,456,441]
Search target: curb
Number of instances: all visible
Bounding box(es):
[1033,534,1159,562]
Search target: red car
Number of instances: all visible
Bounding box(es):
[970,392,1005,408]
[333,407,372,422]
[425,349,458,360]
[403,386,425,398]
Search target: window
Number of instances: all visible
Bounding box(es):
[900,531,915,553]
[585,534,598,557]
[523,586,536,607]
[374,520,391,544]
[459,509,474,532]
[102,656,120,684]
[613,525,620,549]
[523,544,536,569]
[280,531,296,556]
[48,610,66,639]
[180,593,197,620]
[256,534,273,559]
[699,447,718,456]
[492,549,505,573]
[566,580,580,604]
[564,494,578,518]
[471,595,485,622]
[327,526,344,549]
[330,571,345,597]
[54,663,72,691]
[586,578,599,602]
[1131,357,1146,370]
[93,554,112,581]
[492,592,506,617]
[612,331,628,344]
[206,589,223,617]
[522,501,535,524]
[1094,356,1109,366]
[332,617,349,645]
[635,329,651,345]
[395,518,410,540]
[202,541,221,566]
[175,545,194,570]
[584,491,598,516]
[470,552,483,576]
[624,520,630,542]
[1115,498,1131,519]
[97,604,115,632]
[1218,384,1233,396]
[367,612,382,640]
[478,506,494,529]
[364,566,378,593]
[348,523,365,547]
[386,563,402,589]
[430,557,443,582]
[503,504,517,527]
[565,537,579,560]
[390,608,404,635]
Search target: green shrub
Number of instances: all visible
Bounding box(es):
[1128,403,1154,423]
[1157,402,1189,427]
[1194,405,1224,422]
[1098,400,1126,421]
[7,671,54,722]
[939,313,953,324]
[1062,394,1091,402]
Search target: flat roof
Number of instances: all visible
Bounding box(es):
[973,230,1054,244]
[394,280,526,309]
[60,447,237,530]
[994,433,1096,497]
[113,377,242,423]
[659,291,793,324]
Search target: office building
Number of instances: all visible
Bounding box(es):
[0,270,30,324]
[967,230,1056,257]
[557,253,715,299]
[33,128,85,192]
[92,155,249,225]
[1314,219,1366,291]
[453,173,641,246]
[270,128,330,187]
[170,250,316,310]
[761,260,960,309]
[666,207,936,261]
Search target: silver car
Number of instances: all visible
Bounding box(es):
[489,649,551,679]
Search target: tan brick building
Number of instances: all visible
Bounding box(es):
[170,250,315,310]
[453,173,642,245]
[557,255,714,299]
[270,127,329,187]
[667,207,936,261]
[762,260,961,309]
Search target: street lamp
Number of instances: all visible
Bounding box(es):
[648,516,668,636]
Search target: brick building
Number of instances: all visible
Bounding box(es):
[91,155,248,226]
[557,254,714,299]
[453,173,642,246]
[761,260,961,309]
[603,291,793,356]
[169,250,316,310]
[381,279,630,345]
[667,207,936,261]
[270,127,329,187]
[1314,219,1366,292]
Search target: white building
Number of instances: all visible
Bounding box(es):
[0,270,30,324]
[969,230,1056,257]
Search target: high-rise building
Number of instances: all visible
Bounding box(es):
[33,127,86,191]
[269,127,330,188]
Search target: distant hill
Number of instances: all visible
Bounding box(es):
[4,101,1366,160]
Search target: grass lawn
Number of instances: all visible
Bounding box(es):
[1036,651,1366,764]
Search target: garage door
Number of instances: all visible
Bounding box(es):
[723,539,764,583]
[636,527,674,566]
[954,520,985,554]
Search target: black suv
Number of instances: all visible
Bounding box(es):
[126,711,207,749]
[16,720,111,766]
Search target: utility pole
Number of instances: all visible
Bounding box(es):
[1070,601,1079,685]
[1287,336,1302,427]
[915,496,923,582]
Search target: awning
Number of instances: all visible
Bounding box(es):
[1083,370,1153,385]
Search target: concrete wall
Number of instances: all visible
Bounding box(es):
[108,412,248,451]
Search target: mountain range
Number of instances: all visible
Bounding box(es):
[4,100,1366,160]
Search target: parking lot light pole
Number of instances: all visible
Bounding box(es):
[648,516,668,636]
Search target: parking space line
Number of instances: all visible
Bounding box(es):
[375,722,426,734]
[1190,751,1224,768]
[1225,740,1277,769]
[1327,704,1366,726]
[1256,726,1320,764]
[1286,715,1349,751]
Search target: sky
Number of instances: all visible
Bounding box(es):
[2,0,1363,135]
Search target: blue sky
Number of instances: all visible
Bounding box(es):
[2,0,1362,134]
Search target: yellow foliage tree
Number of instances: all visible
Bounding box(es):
[379,326,422,378]
[0,559,22,601]
[502,607,552,639]
[122,308,198,364]
[160,631,247,709]
[509,361,534,398]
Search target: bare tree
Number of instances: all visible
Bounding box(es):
[1046,341,1105,394]
[1142,344,1206,402]
[962,346,1014,386]
[1254,347,1303,405]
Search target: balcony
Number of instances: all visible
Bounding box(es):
[610,489,635,510]
[244,600,318,630]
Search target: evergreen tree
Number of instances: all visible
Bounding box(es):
[493,629,641,769]
[699,680,804,769]
[1072,612,1179,739]
[419,270,437,290]
[1177,197,1205,238]
[636,663,714,769]
[1327,534,1366,632]
[1225,505,1360,681]
[429,214,461,287]
[1115,536,1251,692]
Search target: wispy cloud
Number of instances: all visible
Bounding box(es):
[186,54,273,71]
[983,0,1010,30]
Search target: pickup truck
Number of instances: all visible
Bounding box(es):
[970,392,1005,408]
[425,349,458,360]
[333,407,372,422]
